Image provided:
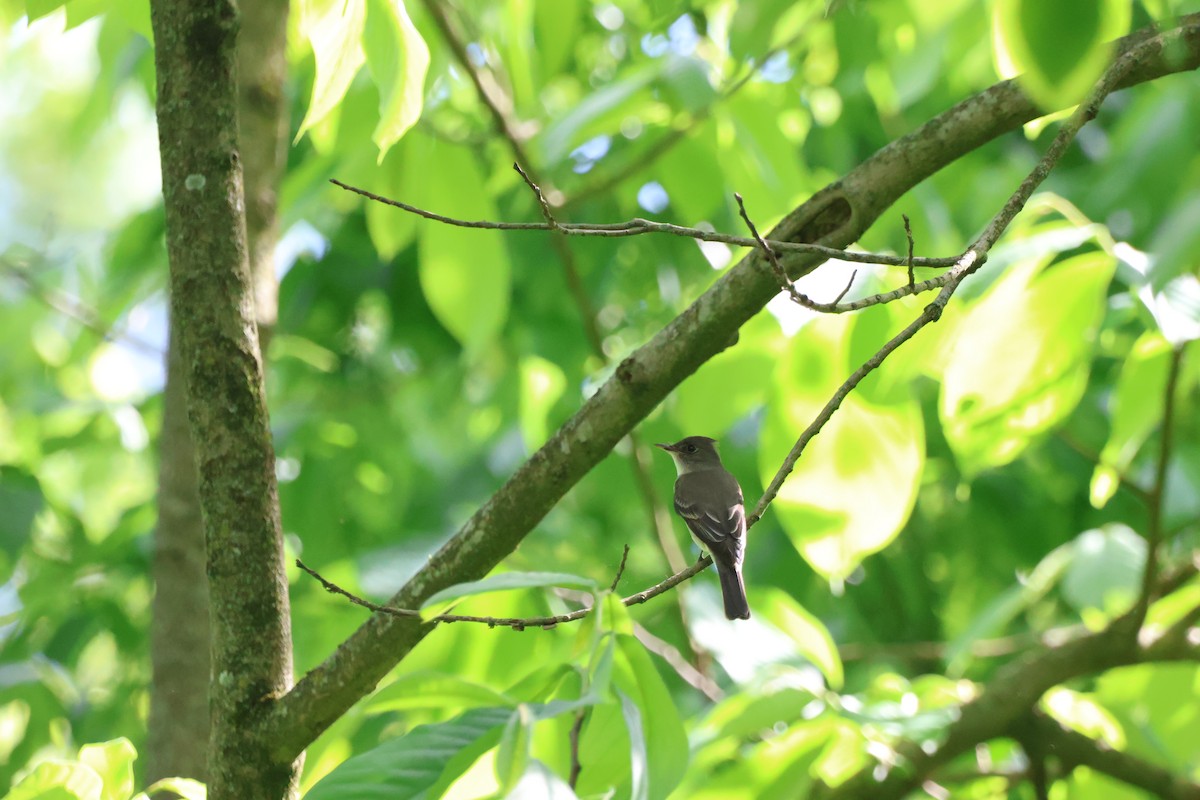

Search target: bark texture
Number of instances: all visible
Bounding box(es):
[148,0,297,795]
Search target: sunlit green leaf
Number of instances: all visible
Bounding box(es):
[617,689,649,800]
[304,706,512,800]
[614,635,688,800]
[421,571,598,618]
[1061,525,1145,619]
[143,777,206,800]
[415,138,512,351]
[1091,332,1171,507]
[78,739,135,800]
[941,251,1115,477]
[760,312,924,580]
[362,0,428,160]
[495,705,534,795]
[519,355,567,449]
[296,0,366,142]
[759,589,843,690]
[7,759,103,800]
[993,0,1129,110]
[364,671,516,714]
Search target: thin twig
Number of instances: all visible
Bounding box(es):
[1138,345,1186,618]
[609,544,631,592]
[567,709,586,788]
[903,213,915,287]
[330,179,959,269]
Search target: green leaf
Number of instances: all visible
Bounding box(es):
[945,540,1076,676]
[993,0,1129,110]
[1061,525,1145,618]
[495,706,534,795]
[941,252,1115,478]
[420,571,598,618]
[760,589,844,690]
[364,671,517,714]
[810,720,866,789]
[1041,687,1124,747]
[760,312,924,580]
[362,0,429,160]
[296,0,366,142]
[614,635,688,800]
[144,777,206,800]
[519,355,567,449]
[7,760,103,800]
[533,0,580,76]
[617,689,648,800]
[79,739,136,800]
[416,139,512,351]
[304,706,512,800]
[1091,332,1171,506]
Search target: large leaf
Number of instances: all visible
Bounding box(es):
[1090,332,1172,507]
[760,311,924,580]
[614,635,688,800]
[304,707,512,800]
[993,0,1129,111]
[940,251,1115,477]
[79,739,135,800]
[416,139,512,351]
[1061,525,1145,620]
[296,0,366,142]
[759,589,844,690]
[362,0,428,160]
[421,571,598,618]
[364,671,516,714]
[7,760,103,800]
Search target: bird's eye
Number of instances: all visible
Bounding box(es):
[685,444,697,453]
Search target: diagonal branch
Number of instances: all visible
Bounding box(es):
[264,17,1200,764]
[1011,711,1200,800]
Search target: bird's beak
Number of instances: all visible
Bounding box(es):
[655,442,675,452]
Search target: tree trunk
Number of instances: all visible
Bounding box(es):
[146,337,210,785]
[145,0,289,784]
[148,0,297,794]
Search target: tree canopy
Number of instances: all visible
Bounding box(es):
[1,1,1199,799]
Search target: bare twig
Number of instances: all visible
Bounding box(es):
[567,709,586,788]
[609,544,631,592]
[331,179,959,269]
[903,214,915,287]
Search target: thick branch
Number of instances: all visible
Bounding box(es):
[265,17,1200,763]
[1013,712,1200,800]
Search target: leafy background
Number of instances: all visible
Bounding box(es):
[1,0,1199,797]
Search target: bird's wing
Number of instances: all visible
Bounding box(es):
[674,472,746,566]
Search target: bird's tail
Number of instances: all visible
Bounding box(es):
[717,562,750,620]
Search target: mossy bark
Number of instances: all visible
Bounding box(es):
[148,0,297,794]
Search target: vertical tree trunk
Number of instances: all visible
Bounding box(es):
[237,0,289,350]
[146,339,210,785]
[145,0,289,784]
[149,0,297,794]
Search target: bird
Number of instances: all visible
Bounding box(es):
[655,436,750,620]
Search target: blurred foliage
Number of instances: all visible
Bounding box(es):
[1,0,1199,797]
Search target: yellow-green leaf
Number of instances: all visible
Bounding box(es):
[296,0,366,142]
[363,0,429,161]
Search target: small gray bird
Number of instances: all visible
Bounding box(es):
[656,436,750,620]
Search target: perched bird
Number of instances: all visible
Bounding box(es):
[655,436,750,620]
